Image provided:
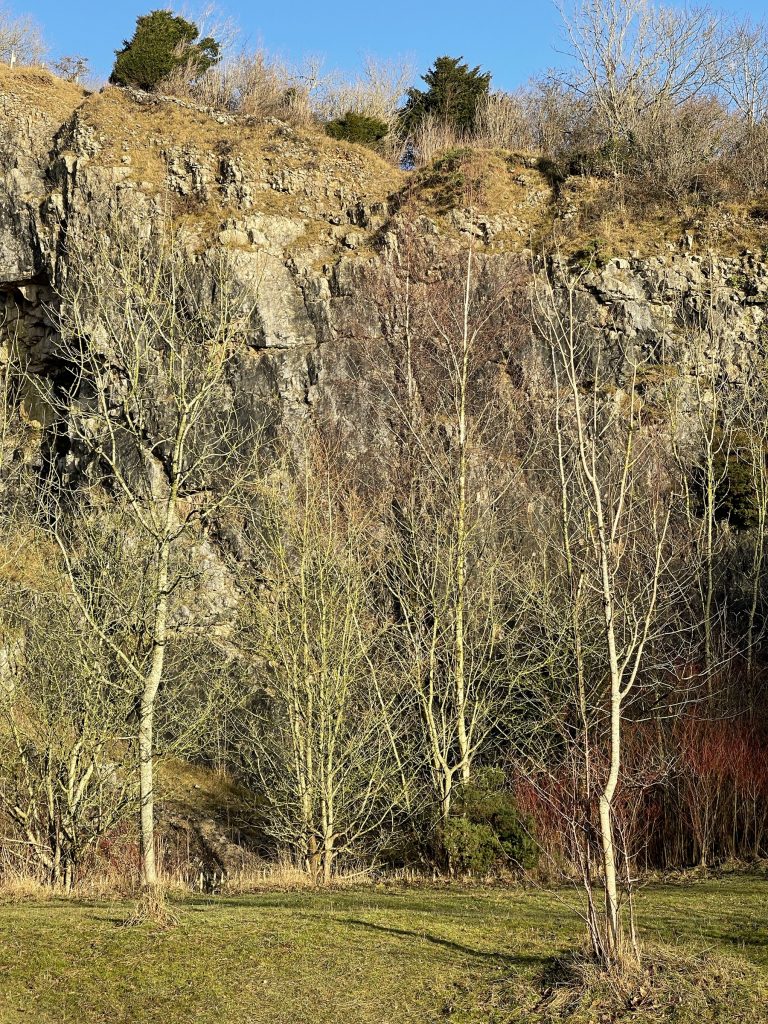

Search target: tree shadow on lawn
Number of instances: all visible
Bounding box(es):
[168,898,548,968]
[180,890,562,920]
[343,916,549,970]
[639,905,768,963]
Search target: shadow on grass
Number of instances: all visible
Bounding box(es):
[179,890,555,918]
[343,917,547,969]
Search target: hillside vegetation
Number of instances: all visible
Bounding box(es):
[6,61,768,260]
[3,3,768,1008]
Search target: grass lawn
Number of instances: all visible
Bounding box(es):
[0,876,765,1023]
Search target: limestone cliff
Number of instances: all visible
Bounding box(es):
[2,63,768,473]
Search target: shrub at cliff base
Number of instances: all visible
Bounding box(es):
[443,768,537,876]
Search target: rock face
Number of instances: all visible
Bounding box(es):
[572,254,768,378]
[2,65,768,490]
[0,68,409,467]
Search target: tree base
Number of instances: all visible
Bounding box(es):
[124,884,180,928]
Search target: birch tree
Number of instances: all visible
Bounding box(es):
[662,294,742,686]
[737,366,768,681]
[530,270,685,966]
[237,441,402,881]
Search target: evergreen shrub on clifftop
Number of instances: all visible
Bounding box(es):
[401,56,491,134]
[110,10,220,91]
[325,111,389,148]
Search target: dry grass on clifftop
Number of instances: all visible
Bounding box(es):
[0,64,84,124]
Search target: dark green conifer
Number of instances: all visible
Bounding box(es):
[401,56,491,133]
[110,10,220,91]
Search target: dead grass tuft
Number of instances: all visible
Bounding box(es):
[0,866,55,902]
[219,858,392,894]
[533,943,768,1022]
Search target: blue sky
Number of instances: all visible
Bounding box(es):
[19,0,768,90]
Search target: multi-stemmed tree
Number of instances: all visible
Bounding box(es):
[375,228,530,838]
[236,438,402,881]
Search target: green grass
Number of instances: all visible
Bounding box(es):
[0,877,765,1023]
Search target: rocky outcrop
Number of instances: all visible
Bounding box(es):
[0,68,408,459]
[0,70,83,281]
[565,252,768,381]
[2,65,768,491]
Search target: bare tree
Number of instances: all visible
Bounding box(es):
[737,364,768,680]
[720,18,768,130]
[0,533,135,889]
[0,6,45,66]
[528,269,689,966]
[473,91,531,150]
[661,292,744,685]
[556,0,725,142]
[236,440,402,882]
[718,18,768,186]
[376,230,529,836]
[46,210,265,898]
[161,49,313,124]
[313,56,414,131]
[51,55,89,84]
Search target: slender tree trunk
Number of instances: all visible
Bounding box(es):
[455,438,470,784]
[139,532,172,888]
[307,835,321,882]
[704,469,715,683]
[51,830,62,888]
[322,835,334,884]
[454,247,472,786]
[440,768,454,826]
[746,456,766,680]
[139,700,157,886]
[599,707,622,958]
